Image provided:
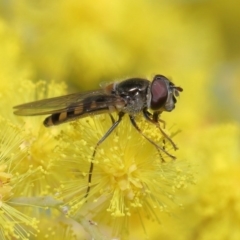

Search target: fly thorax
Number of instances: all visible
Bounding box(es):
[122,92,146,114]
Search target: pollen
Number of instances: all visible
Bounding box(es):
[0,165,13,201]
[107,162,143,216]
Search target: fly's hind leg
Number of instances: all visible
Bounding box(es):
[85,112,125,198]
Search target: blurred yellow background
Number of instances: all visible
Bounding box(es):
[0,0,239,239]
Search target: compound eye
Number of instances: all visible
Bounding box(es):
[150,75,168,110]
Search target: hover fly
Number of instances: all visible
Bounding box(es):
[13,74,183,197]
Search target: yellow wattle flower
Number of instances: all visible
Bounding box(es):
[0,117,39,239]
[0,80,71,239]
[56,113,192,238]
[11,80,68,198]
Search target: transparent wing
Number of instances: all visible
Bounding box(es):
[13,89,122,116]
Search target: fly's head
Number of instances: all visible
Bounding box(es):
[148,75,183,112]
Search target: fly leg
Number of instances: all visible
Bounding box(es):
[85,112,125,198]
[129,115,176,160]
[143,108,178,151]
[108,113,115,124]
[142,110,169,161]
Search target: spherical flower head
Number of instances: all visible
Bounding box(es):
[56,113,192,238]
[10,80,68,198]
[0,80,70,238]
[0,117,39,239]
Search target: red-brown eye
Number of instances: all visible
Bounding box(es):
[150,75,168,110]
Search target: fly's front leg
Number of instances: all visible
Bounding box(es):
[129,115,176,160]
[85,112,125,198]
[141,110,166,162]
[143,108,178,151]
